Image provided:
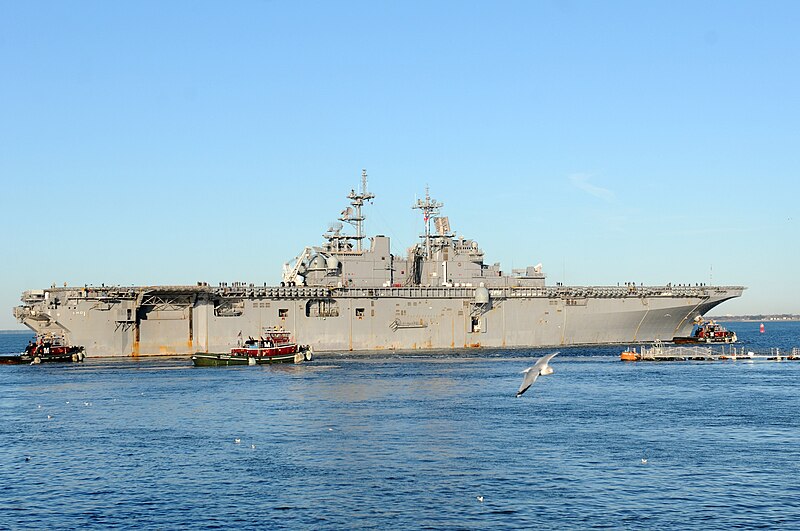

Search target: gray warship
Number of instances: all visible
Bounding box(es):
[14,171,745,357]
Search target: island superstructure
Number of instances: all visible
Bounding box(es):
[14,170,745,357]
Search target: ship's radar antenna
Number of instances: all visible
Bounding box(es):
[341,169,375,252]
[326,221,344,236]
[412,185,444,259]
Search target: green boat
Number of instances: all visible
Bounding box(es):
[191,350,310,366]
[191,332,313,367]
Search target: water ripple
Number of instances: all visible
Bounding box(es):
[2,326,800,528]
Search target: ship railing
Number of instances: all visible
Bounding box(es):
[24,283,746,302]
[326,285,739,299]
[335,286,479,299]
[639,344,714,360]
[705,345,800,359]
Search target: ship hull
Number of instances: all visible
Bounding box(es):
[14,284,744,357]
[191,352,301,366]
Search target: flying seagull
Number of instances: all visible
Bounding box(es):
[516,352,559,397]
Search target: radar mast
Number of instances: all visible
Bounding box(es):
[413,186,443,259]
[339,169,375,252]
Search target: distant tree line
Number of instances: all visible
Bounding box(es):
[708,314,800,322]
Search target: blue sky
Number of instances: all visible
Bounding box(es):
[1,1,798,329]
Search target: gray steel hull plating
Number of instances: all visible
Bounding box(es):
[14,285,743,357]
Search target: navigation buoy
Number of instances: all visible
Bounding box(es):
[760,323,765,333]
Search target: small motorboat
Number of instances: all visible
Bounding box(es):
[620,347,640,361]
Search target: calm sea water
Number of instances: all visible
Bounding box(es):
[2,322,799,529]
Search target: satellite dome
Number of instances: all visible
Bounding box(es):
[474,286,490,304]
[326,255,340,270]
[309,255,327,270]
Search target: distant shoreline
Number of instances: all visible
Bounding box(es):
[708,315,800,322]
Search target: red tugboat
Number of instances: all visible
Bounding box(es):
[191,328,313,366]
[672,319,737,344]
[0,333,86,364]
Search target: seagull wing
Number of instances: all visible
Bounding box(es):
[516,352,559,397]
[533,351,559,372]
[516,369,539,396]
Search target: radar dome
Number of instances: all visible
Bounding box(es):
[326,255,340,270]
[309,255,327,270]
[474,286,490,304]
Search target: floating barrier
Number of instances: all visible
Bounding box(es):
[621,343,800,362]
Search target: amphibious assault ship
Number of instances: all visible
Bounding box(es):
[14,171,745,357]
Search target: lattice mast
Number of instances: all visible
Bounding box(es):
[340,169,375,252]
[412,186,443,259]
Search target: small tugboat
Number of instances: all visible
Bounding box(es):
[0,333,86,364]
[191,328,313,367]
[672,319,737,344]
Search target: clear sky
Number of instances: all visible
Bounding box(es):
[1,1,798,329]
